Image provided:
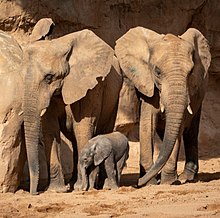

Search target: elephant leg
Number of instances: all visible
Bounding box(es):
[72,118,94,190]
[139,100,157,185]
[88,166,99,190]
[81,166,88,191]
[47,138,67,193]
[116,151,128,186]
[161,135,181,184]
[103,154,118,190]
[97,162,106,189]
[179,107,201,183]
[0,113,26,193]
[71,84,102,190]
[43,114,66,193]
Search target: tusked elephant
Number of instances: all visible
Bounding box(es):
[79,131,129,191]
[115,27,211,186]
[23,26,122,194]
[0,18,55,193]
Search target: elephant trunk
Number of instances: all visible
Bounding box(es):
[138,75,187,186]
[23,74,41,195]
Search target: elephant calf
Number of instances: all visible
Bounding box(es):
[79,131,129,191]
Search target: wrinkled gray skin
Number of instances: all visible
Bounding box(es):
[39,61,122,194]
[115,27,211,186]
[0,31,25,192]
[23,25,122,194]
[79,131,129,191]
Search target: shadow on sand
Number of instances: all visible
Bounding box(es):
[120,171,220,188]
[198,172,220,183]
[120,173,139,187]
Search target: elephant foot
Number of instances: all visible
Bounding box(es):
[47,184,68,193]
[146,177,158,185]
[30,190,39,195]
[103,179,118,190]
[178,162,198,184]
[81,186,87,191]
[88,187,97,191]
[81,182,89,191]
[73,180,83,191]
[48,181,68,193]
[160,171,180,185]
[1,184,17,193]
[49,164,67,192]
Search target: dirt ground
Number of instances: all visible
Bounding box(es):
[0,141,219,218]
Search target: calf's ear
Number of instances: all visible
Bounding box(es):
[94,142,112,166]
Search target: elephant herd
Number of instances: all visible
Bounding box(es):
[0,18,211,195]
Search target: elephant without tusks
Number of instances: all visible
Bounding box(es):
[115,27,211,186]
[79,131,129,191]
[23,27,122,194]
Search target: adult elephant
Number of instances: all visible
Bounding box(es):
[0,18,55,193]
[115,27,211,186]
[0,31,25,192]
[23,29,122,194]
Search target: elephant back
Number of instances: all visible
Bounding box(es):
[0,31,23,75]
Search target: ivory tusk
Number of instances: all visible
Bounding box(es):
[18,111,23,116]
[40,108,47,117]
[160,103,165,113]
[187,105,193,115]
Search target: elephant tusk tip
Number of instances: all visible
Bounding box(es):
[40,108,47,117]
[160,103,165,113]
[18,111,23,116]
[187,105,193,115]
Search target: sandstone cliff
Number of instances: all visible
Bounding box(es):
[0,0,219,156]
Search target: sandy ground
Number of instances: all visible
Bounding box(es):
[0,141,219,218]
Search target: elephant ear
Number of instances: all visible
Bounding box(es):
[94,139,112,166]
[115,27,163,97]
[30,18,55,42]
[180,28,211,78]
[61,30,114,104]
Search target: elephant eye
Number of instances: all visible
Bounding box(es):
[154,66,161,77]
[44,73,54,84]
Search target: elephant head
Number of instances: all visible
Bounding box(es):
[115,27,211,186]
[79,140,112,190]
[23,30,114,194]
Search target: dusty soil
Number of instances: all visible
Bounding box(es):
[0,141,219,218]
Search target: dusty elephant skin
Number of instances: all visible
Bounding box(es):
[79,131,129,191]
[22,23,122,194]
[0,31,26,193]
[0,18,56,193]
[115,27,211,186]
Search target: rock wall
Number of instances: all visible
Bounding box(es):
[0,0,219,155]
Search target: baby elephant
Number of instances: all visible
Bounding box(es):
[79,131,129,191]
